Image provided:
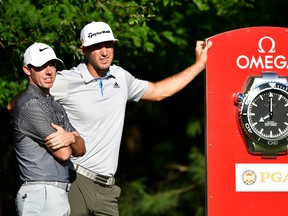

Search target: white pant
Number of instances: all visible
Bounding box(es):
[15,184,70,216]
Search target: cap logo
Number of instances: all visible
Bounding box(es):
[39,47,49,52]
[88,30,111,38]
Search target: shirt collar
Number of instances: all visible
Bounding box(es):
[77,62,115,84]
[27,83,51,98]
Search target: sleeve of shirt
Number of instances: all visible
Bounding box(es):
[50,72,68,102]
[55,101,76,133]
[125,71,149,102]
[18,98,56,145]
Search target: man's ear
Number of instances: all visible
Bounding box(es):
[81,45,88,57]
[22,65,31,76]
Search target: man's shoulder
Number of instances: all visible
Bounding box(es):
[110,64,129,76]
[19,86,42,103]
[110,64,125,70]
[15,90,42,115]
[57,64,82,76]
[55,64,85,84]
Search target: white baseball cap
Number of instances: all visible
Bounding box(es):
[80,21,118,47]
[23,42,63,67]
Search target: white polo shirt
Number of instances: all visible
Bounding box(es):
[50,63,148,176]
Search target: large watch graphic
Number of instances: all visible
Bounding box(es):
[235,72,288,158]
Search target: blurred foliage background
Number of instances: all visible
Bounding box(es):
[1,0,287,215]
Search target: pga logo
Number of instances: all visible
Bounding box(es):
[236,36,288,70]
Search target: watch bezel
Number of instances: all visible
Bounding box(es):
[239,82,288,146]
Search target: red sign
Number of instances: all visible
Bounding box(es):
[206,27,288,216]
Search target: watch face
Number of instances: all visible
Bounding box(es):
[240,82,288,146]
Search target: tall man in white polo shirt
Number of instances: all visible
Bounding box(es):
[11,21,212,215]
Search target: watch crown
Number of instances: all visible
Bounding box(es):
[235,93,244,104]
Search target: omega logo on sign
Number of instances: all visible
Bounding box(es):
[236,36,288,70]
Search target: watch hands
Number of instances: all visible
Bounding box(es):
[269,95,273,119]
[259,114,270,123]
[259,95,274,123]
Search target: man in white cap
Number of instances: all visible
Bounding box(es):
[11,22,212,215]
[13,42,86,215]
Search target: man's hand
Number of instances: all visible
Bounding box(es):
[195,40,213,71]
[45,123,75,151]
[45,123,86,156]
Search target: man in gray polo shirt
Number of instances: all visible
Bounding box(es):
[47,21,212,215]
[13,42,86,215]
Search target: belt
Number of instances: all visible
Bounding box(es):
[22,181,71,192]
[74,164,115,187]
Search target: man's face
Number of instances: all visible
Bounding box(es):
[24,60,57,94]
[84,41,115,73]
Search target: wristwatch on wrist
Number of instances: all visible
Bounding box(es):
[235,72,288,158]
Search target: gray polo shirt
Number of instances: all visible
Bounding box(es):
[51,63,148,176]
[13,84,75,183]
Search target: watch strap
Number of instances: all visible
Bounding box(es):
[253,142,288,158]
[244,72,287,93]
